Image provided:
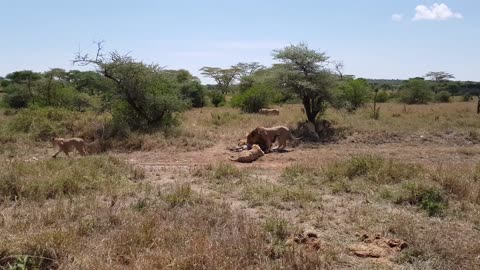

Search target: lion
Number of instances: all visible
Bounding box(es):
[51,137,87,158]
[246,126,301,153]
[229,144,264,163]
[258,108,280,116]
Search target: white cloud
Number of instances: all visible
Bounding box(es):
[391,14,404,22]
[413,3,463,21]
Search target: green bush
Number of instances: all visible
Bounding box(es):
[231,84,274,113]
[400,79,433,104]
[435,91,451,103]
[339,79,372,112]
[3,85,30,108]
[375,91,390,103]
[72,92,93,111]
[395,181,448,217]
[182,82,206,108]
[8,107,76,140]
[209,91,225,107]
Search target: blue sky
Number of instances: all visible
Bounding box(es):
[1,0,478,82]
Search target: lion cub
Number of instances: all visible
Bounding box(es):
[229,144,264,163]
[51,137,87,158]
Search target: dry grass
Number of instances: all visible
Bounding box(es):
[3,101,480,269]
[0,184,333,269]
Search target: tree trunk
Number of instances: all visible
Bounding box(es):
[303,98,318,124]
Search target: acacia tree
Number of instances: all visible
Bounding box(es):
[199,66,239,94]
[235,62,266,79]
[74,42,187,130]
[425,71,454,94]
[5,70,41,104]
[273,43,337,123]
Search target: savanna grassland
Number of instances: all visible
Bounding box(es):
[1,100,480,270]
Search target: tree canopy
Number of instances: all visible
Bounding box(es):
[273,43,337,123]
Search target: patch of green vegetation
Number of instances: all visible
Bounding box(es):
[213,162,244,180]
[161,184,199,208]
[323,155,422,184]
[281,163,321,185]
[241,182,316,207]
[395,181,448,217]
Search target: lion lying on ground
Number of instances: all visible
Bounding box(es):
[258,108,280,115]
[246,126,301,153]
[229,144,264,163]
[51,137,87,158]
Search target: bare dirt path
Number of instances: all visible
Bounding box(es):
[120,141,480,172]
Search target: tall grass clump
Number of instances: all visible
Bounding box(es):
[0,155,139,201]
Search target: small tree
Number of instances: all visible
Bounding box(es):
[273,43,337,124]
[39,68,68,106]
[5,70,41,104]
[400,78,433,104]
[425,71,454,94]
[200,66,239,95]
[74,42,187,130]
[339,78,372,112]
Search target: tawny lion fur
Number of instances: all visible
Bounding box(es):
[246,126,300,153]
[51,137,87,158]
[258,108,280,116]
[229,144,264,163]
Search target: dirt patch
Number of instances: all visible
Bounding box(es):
[286,231,322,251]
[348,233,407,261]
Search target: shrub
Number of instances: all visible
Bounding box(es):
[400,79,433,104]
[463,94,473,102]
[8,107,76,140]
[338,79,372,112]
[209,91,225,107]
[231,84,273,113]
[177,72,206,108]
[72,92,92,111]
[182,82,206,108]
[3,84,30,108]
[435,90,451,103]
[395,181,448,217]
[375,91,390,103]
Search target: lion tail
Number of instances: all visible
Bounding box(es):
[290,133,303,141]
